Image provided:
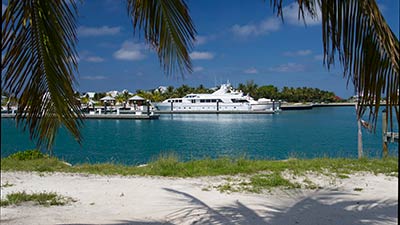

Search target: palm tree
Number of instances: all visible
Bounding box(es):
[2,0,196,149]
[272,0,398,129]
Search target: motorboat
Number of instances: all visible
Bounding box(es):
[153,83,280,112]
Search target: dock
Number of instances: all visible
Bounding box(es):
[280,102,356,111]
[1,113,160,120]
[384,132,399,143]
[155,110,276,114]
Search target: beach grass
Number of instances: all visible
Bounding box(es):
[0,191,75,207]
[1,150,398,177]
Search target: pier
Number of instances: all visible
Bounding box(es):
[156,110,276,114]
[1,113,159,120]
[382,110,399,157]
[280,102,356,111]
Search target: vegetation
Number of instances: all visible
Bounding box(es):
[1,151,397,177]
[6,149,49,161]
[0,191,75,207]
[1,150,397,193]
[94,81,341,103]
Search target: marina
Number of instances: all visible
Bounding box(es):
[1,107,398,165]
[1,112,159,120]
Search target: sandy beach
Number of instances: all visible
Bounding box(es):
[0,171,397,225]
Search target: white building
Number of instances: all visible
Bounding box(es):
[83,92,96,99]
[155,86,168,94]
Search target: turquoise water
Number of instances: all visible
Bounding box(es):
[1,107,398,165]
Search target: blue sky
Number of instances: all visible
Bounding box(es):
[2,1,399,98]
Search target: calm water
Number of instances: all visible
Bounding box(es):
[1,107,398,165]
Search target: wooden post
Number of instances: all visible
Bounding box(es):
[217,100,219,112]
[382,109,388,158]
[147,100,150,116]
[170,101,173,112]
[272,101,275,111]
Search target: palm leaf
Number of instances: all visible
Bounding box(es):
[2,0,83,150]
[126,0,197,77]
[319,0,399,130]
[271,0,399,130]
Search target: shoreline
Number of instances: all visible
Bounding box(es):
[1,171,397,225]
[1,103,357,118]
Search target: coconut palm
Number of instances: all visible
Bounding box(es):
[272,0,398,129]
[2,0,196,149]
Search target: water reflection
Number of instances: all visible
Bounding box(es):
[162,114,275,123]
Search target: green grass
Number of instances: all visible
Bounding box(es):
[0,191,75,207]
[249,172,301,192]
[1,151,398,178]
[1,150,398,194]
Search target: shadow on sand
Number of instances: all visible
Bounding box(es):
[60,187,397,225]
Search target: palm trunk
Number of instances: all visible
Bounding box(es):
[357,118,363,159]
[355,103,363,159]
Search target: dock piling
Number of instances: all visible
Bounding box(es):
[382,109,388,158]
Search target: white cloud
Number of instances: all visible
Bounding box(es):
[283,3,321,26]
[269,63,306,73]
[190,51,214,60]
[85,56,105,63]
[193,66,204,72]
[314,54,324,61]
[231,17,280,37]
[194,36,208,45]
[81,76,107,80]
[113,41,146,61]
[230,2,320,38]
[243,67,258,74]
[78,26,121,37]
[283,49,312,57]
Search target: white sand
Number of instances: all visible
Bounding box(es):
[0,171,397,225]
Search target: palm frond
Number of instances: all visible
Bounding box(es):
[2,0,83,150]
[126,0,196,77]
[270,0,399,130]
[319,0,399,130]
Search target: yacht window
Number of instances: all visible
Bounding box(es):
[206,99,211,103]
[211,99,216,103]
[191,100,195,103]
[200,100,205,103]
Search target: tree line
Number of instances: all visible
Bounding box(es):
[74,80,343,104]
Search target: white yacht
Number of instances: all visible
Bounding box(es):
[153,83,279,112]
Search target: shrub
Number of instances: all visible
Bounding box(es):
[6,149,49,160]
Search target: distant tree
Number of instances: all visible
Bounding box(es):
[257,85,279,100]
